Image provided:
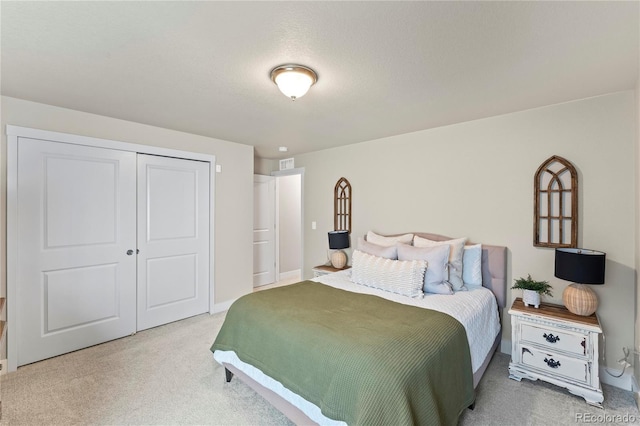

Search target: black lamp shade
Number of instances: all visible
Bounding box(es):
[328,231,350,250]
[554,248,606,285]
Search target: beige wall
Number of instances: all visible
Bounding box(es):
[1,96,254,310]
[254,157,276,175]
[288,91,635,370]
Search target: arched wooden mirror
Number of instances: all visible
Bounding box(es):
[534,155,578,248]
[334,177,352,233]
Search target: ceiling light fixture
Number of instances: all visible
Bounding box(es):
[270,64,318,101]
[279,146,288,152]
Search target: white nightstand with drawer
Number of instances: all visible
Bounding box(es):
[508,298,603,408]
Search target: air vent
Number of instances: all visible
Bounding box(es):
[279,158,294,171]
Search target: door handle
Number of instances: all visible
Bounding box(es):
[126,249,134,256]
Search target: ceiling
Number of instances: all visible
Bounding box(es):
[2,2,638,159]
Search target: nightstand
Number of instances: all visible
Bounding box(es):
[312,264,351,278]
[508,298,603,408]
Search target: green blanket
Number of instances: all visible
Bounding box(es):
[211,281,474,426]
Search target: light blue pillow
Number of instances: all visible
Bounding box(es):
[463,244,483,286]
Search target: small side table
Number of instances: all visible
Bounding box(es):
[508,298,603,408]
[312,264,351,278]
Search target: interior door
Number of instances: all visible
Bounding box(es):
[136,154,210,331]
[253,175,276,287]
[17,138,137,366]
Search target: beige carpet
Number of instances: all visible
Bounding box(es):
[2,311,637,425]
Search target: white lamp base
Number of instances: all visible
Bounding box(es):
[330,250,347,269]
[563,283,598,316]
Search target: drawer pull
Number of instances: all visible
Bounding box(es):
[543,333,560,343]
[544,357,561,369]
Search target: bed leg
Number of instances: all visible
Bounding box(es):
[225,367,234,383]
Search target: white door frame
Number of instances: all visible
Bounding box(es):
[271,168,304,282]
[6,125,216,372]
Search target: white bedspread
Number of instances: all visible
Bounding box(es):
[214,270,501,425]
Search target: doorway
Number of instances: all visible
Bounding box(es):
[252,169,303,288]
[275,171,303,283]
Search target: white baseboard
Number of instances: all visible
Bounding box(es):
[278,269,301,281]
[500,339,511,355]
[600,365,635,391]
[211,298,237,314]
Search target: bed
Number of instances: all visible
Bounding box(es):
[211,232,507,425]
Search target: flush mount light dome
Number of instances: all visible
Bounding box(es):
[270,64,318,101]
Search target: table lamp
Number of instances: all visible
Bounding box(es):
[328,230,350,269]
[554,248,606,316]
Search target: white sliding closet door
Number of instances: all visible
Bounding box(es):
[17,138,137,366]
[136,154,210,331]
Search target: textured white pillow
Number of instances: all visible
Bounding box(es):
[351,250,425,298]
[413,236,468,291]
[397,244,453,295]
[366,231,414,247]
[357,237,398,259]
[463,244,483,286]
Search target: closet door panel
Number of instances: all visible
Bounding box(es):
[17,138,137,366]
[137,154,210,331]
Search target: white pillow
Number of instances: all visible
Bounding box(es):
[351,250,425,298]
[413,236,468,291]
[463,244,483,286]
[357,237,398,259]
[397,244,452,295]
[366,231,414,247]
